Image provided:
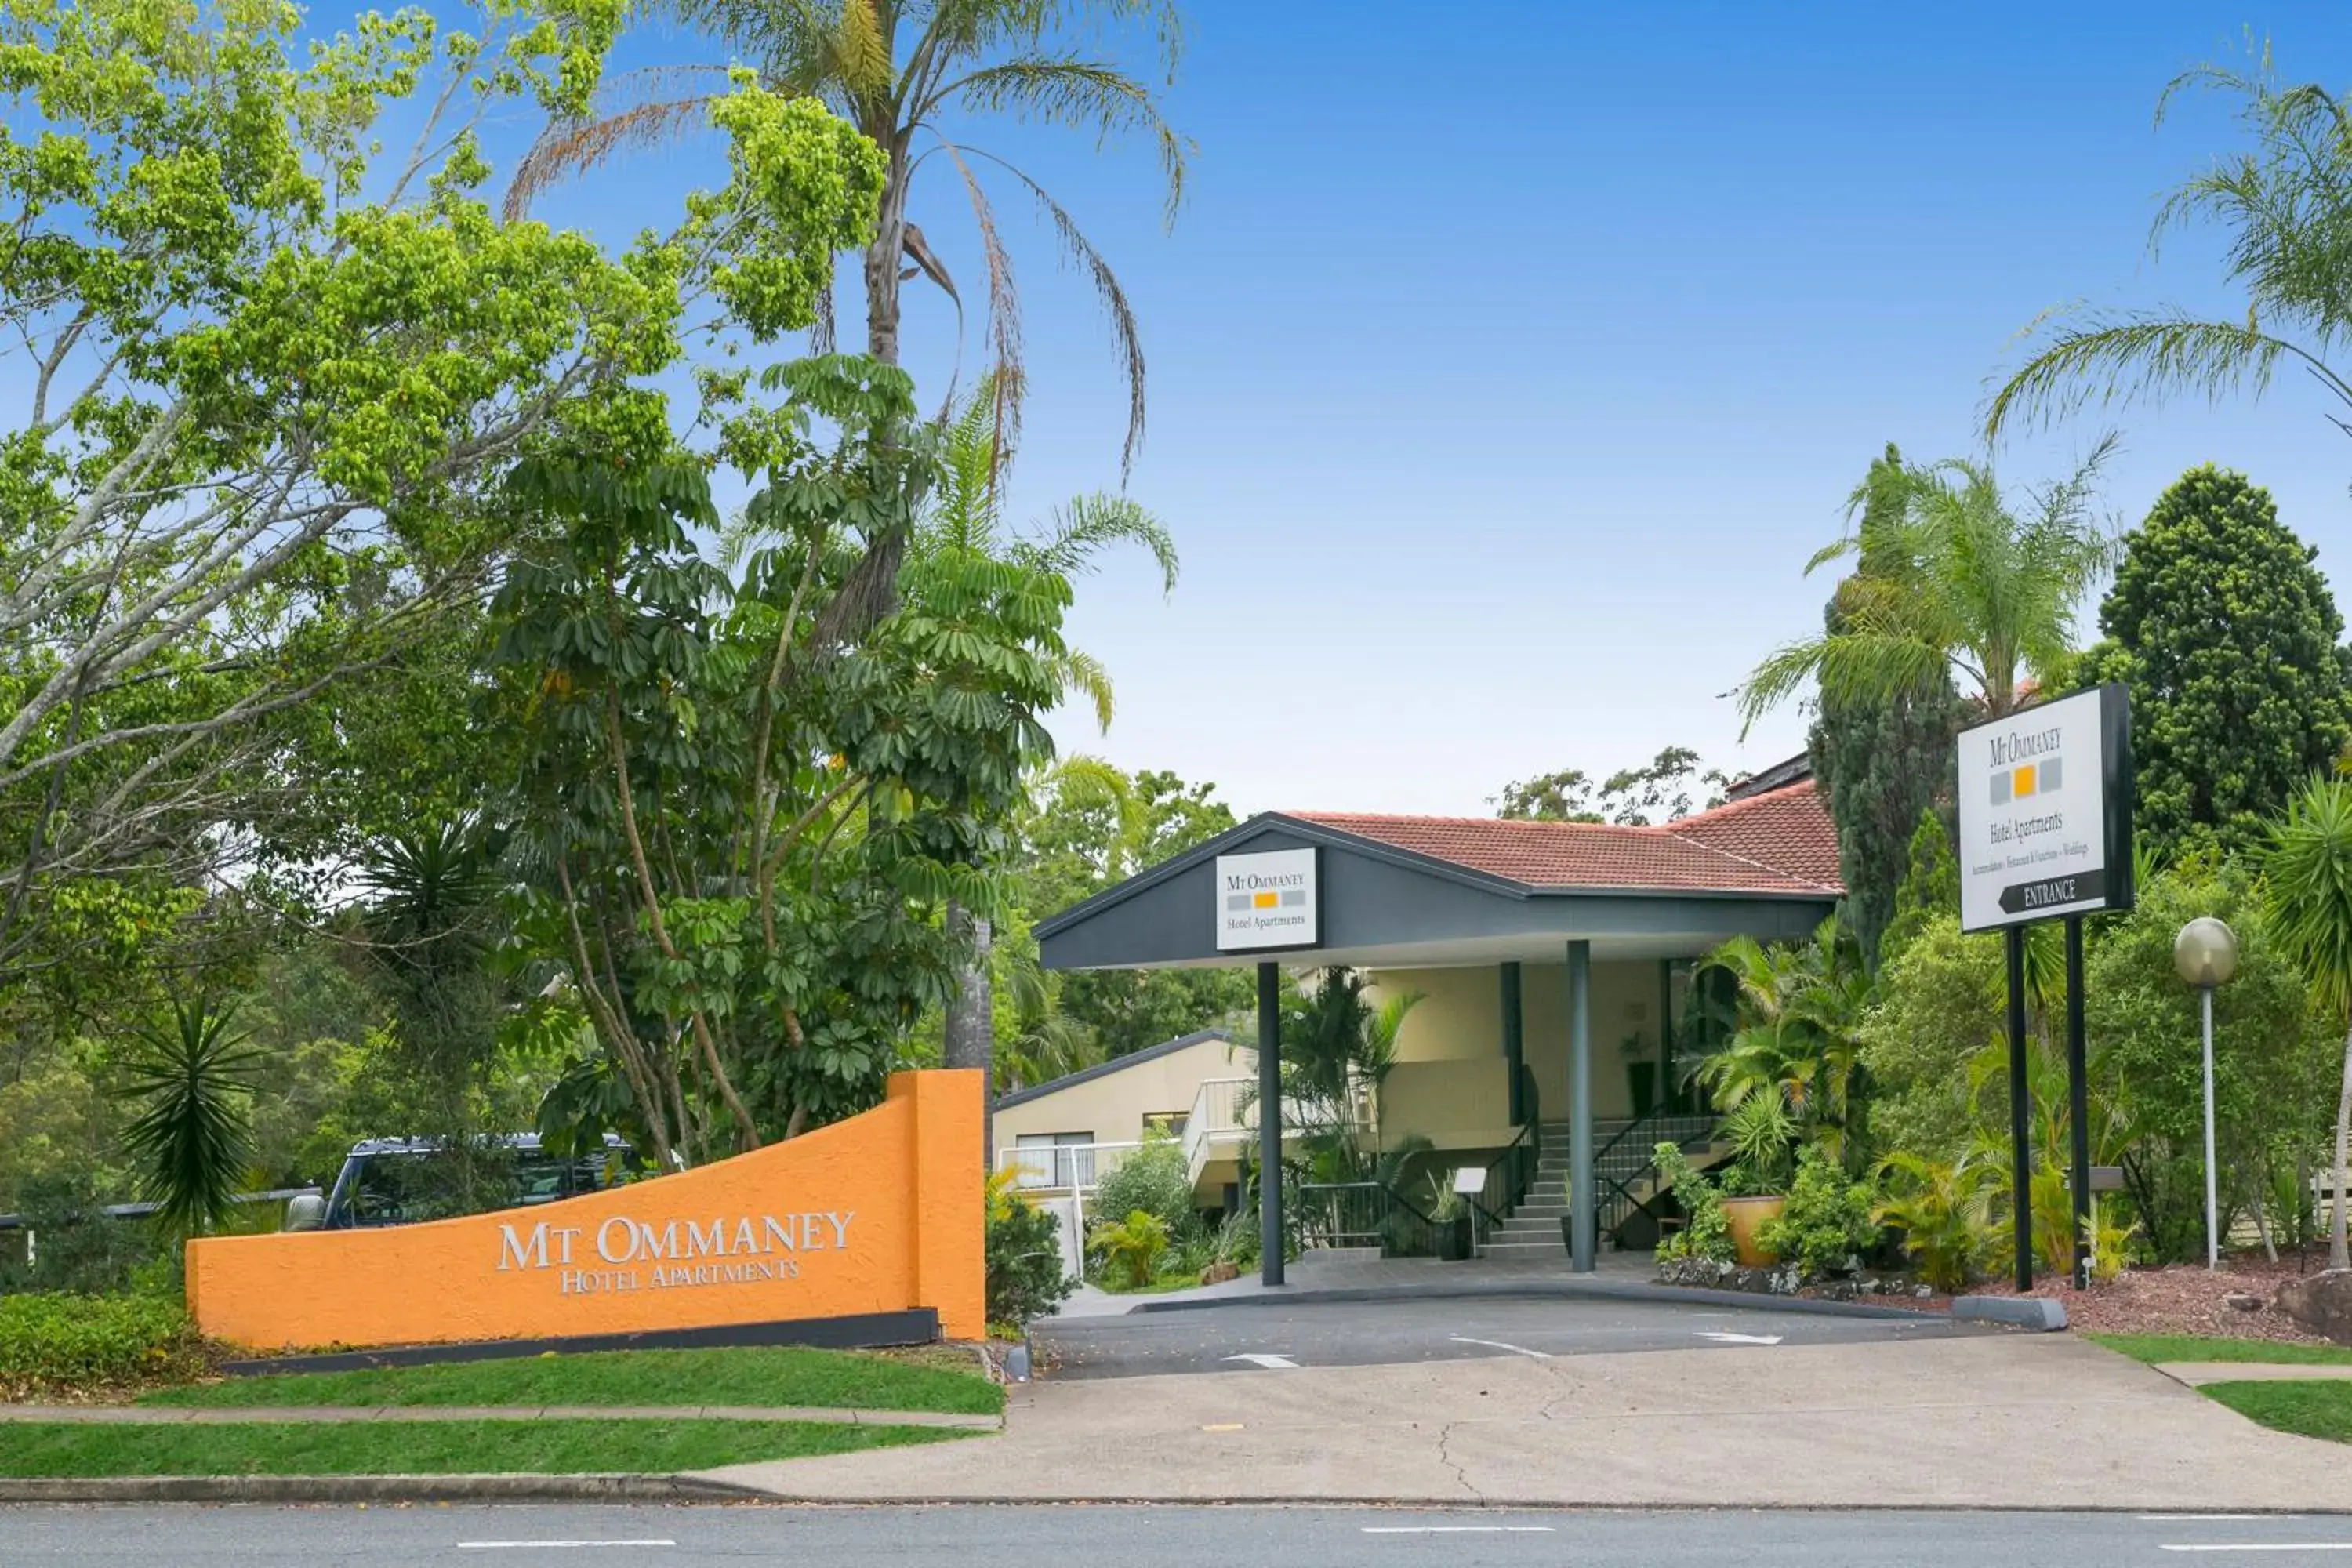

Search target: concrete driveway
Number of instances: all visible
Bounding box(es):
[704,1331,2352,1510]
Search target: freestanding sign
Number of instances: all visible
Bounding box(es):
[1956,684,2135,932]
[1955,684,2133,1294]
[1214,847,1319,952]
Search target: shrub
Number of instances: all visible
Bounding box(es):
[1087,1210,1171,1290]
[1653,1141,1735,1265]
[984,1171,1072,1333]
[1874,1149,2001,1293]
[1091,1134,1198,1243]
[0,1292,212,1398]
[0,1174,177,1297]
[1758,1145,1879,1278]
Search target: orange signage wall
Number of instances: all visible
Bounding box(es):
[187,1070,983,1348]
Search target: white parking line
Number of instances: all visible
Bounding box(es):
[2143,1516,2285,1523]
[1222,1352,1300,1369]
[458,1542,677,1552]
[1448,1334,1551,1359]
[1361,1527,1557,1534]
[1696,1331,1784,1345]
[2158,1544,2352,1553]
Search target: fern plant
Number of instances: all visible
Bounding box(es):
[1088,1209,1171,1290]
[1874,1149,2002,1293]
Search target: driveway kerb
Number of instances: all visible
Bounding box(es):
[0,1404,998,1430]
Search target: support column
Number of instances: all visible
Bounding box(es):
[1500,962,1526,1126]
[2066,915,2091,1290]
[2005,927,2032,1294]
[1258,960,1284,1289]
[1657,959,1675,1117]
[1568,939,1595,1274]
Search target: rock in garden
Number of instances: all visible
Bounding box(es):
[2225,1291,2263,1312]
[2275,1269,2352,1345]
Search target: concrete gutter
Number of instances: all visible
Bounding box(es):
[0,1472,768,1504]
[1127,1276,1948,1324]
[0,1403,999,1430]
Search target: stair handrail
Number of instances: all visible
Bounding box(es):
[1594,1110,1719,1238]
[1467,1064,1542,1249]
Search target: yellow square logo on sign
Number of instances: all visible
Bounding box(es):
[2013,764,2036,799]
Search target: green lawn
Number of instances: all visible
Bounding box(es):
[2085,1333,2352,1367]
[2201,1381,2352,1444]
[0,1417,960,1478]
[142,1347,1002,1415]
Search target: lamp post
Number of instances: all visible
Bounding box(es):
[2173,917,2240,1271]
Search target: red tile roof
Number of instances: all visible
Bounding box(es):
[1291,783,1843,896]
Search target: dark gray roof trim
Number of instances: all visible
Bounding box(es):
[993,1028,1237,1112]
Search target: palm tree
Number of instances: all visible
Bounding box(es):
[1695,916,1871,1165]
[507,0,1190,472]
[2260,773,2352,1270]
[1986,58,2352,446]
[1736,441,2116,735]
[924,377,1176,1105]
[115,998,267,1235]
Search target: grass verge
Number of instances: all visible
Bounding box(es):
[0,1417,962,1478]
[2201,1381,2352,1443]
[143,1346,1001,1415]
[2085,1333,2352,1367]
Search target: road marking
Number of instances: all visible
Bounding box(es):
[1448,1334,1552,1359]
[1223,1352,1300,1369]
[1201,1421,1246,1431]
[1361,1527,1558,1534]
[2158,1545,2352,1553]
[459,1543,676,1552]
[2143,1516,2285,1522]
[1696,1331,1784,1345]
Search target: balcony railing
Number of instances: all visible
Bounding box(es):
[1179,1075,1374,1185]
[993,1141,1142,1195]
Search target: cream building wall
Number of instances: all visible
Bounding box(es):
[1370,960,1669,1149]
[991,1033,1250,1155]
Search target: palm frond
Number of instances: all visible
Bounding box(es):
[503,67,737,220]
[1022,492,1178,593]
[1054,647,1116,732]
[935,56,1189,224]
[1984,313,2314,441]
[969,147,1148,478]
[924,136,1025,469]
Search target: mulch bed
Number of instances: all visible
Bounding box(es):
[1975,1253,2340,1345]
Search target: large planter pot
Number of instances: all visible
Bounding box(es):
[1436,1216,1473,1261]
[1721,1195,1786,1268]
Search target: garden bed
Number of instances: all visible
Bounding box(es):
[1653,1255,1950,1311]
[1973,1256,2340,1345]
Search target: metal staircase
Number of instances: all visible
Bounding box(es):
[1478,1114,1721,1260]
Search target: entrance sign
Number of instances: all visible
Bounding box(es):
[1956,684,2134,934]
[1214,847,1319,951]
[184,1071,983,1348]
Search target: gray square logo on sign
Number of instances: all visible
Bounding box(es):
[2038,757,2062,793]
[1990,771,2013,804]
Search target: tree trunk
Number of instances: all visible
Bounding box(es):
[943,901,995,1165]
[862,146,911,371]
[2333,1020,2351,1272]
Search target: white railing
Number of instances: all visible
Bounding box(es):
[993,1140,1142,1195]
[1180,1074,1377,1184]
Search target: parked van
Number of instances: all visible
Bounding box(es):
[284,1134,641,1232]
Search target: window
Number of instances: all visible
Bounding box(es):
[1143,1112,1189,1141]
[1013,1131,1094,1190]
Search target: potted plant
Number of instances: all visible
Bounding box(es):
[1715,1095,1797,1267]
[1425,1174,1473,1261]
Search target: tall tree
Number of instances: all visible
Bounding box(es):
[2083,466,2351,858]
[1737,442,2116,730]
[1987,56,2352,448]
[915,377,1176,1113]
[1806,445,1964,967]
[510,0,1190,470]
[1494,746,1726,826]
[2260,775,2352,1271]
[0,0,880,987]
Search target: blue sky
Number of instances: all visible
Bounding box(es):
[361,5,2352,815]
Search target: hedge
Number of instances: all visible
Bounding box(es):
[0,1293,213,1398]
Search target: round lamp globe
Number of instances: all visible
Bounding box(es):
[2173,916,2240,989]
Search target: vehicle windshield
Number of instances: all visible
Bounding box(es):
[332,1146,615,1229]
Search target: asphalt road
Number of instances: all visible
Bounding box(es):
[7,1504,2352,1565]
[1033,1293,1991,1379]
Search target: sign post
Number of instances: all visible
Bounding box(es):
[1956,684,2133,1295]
